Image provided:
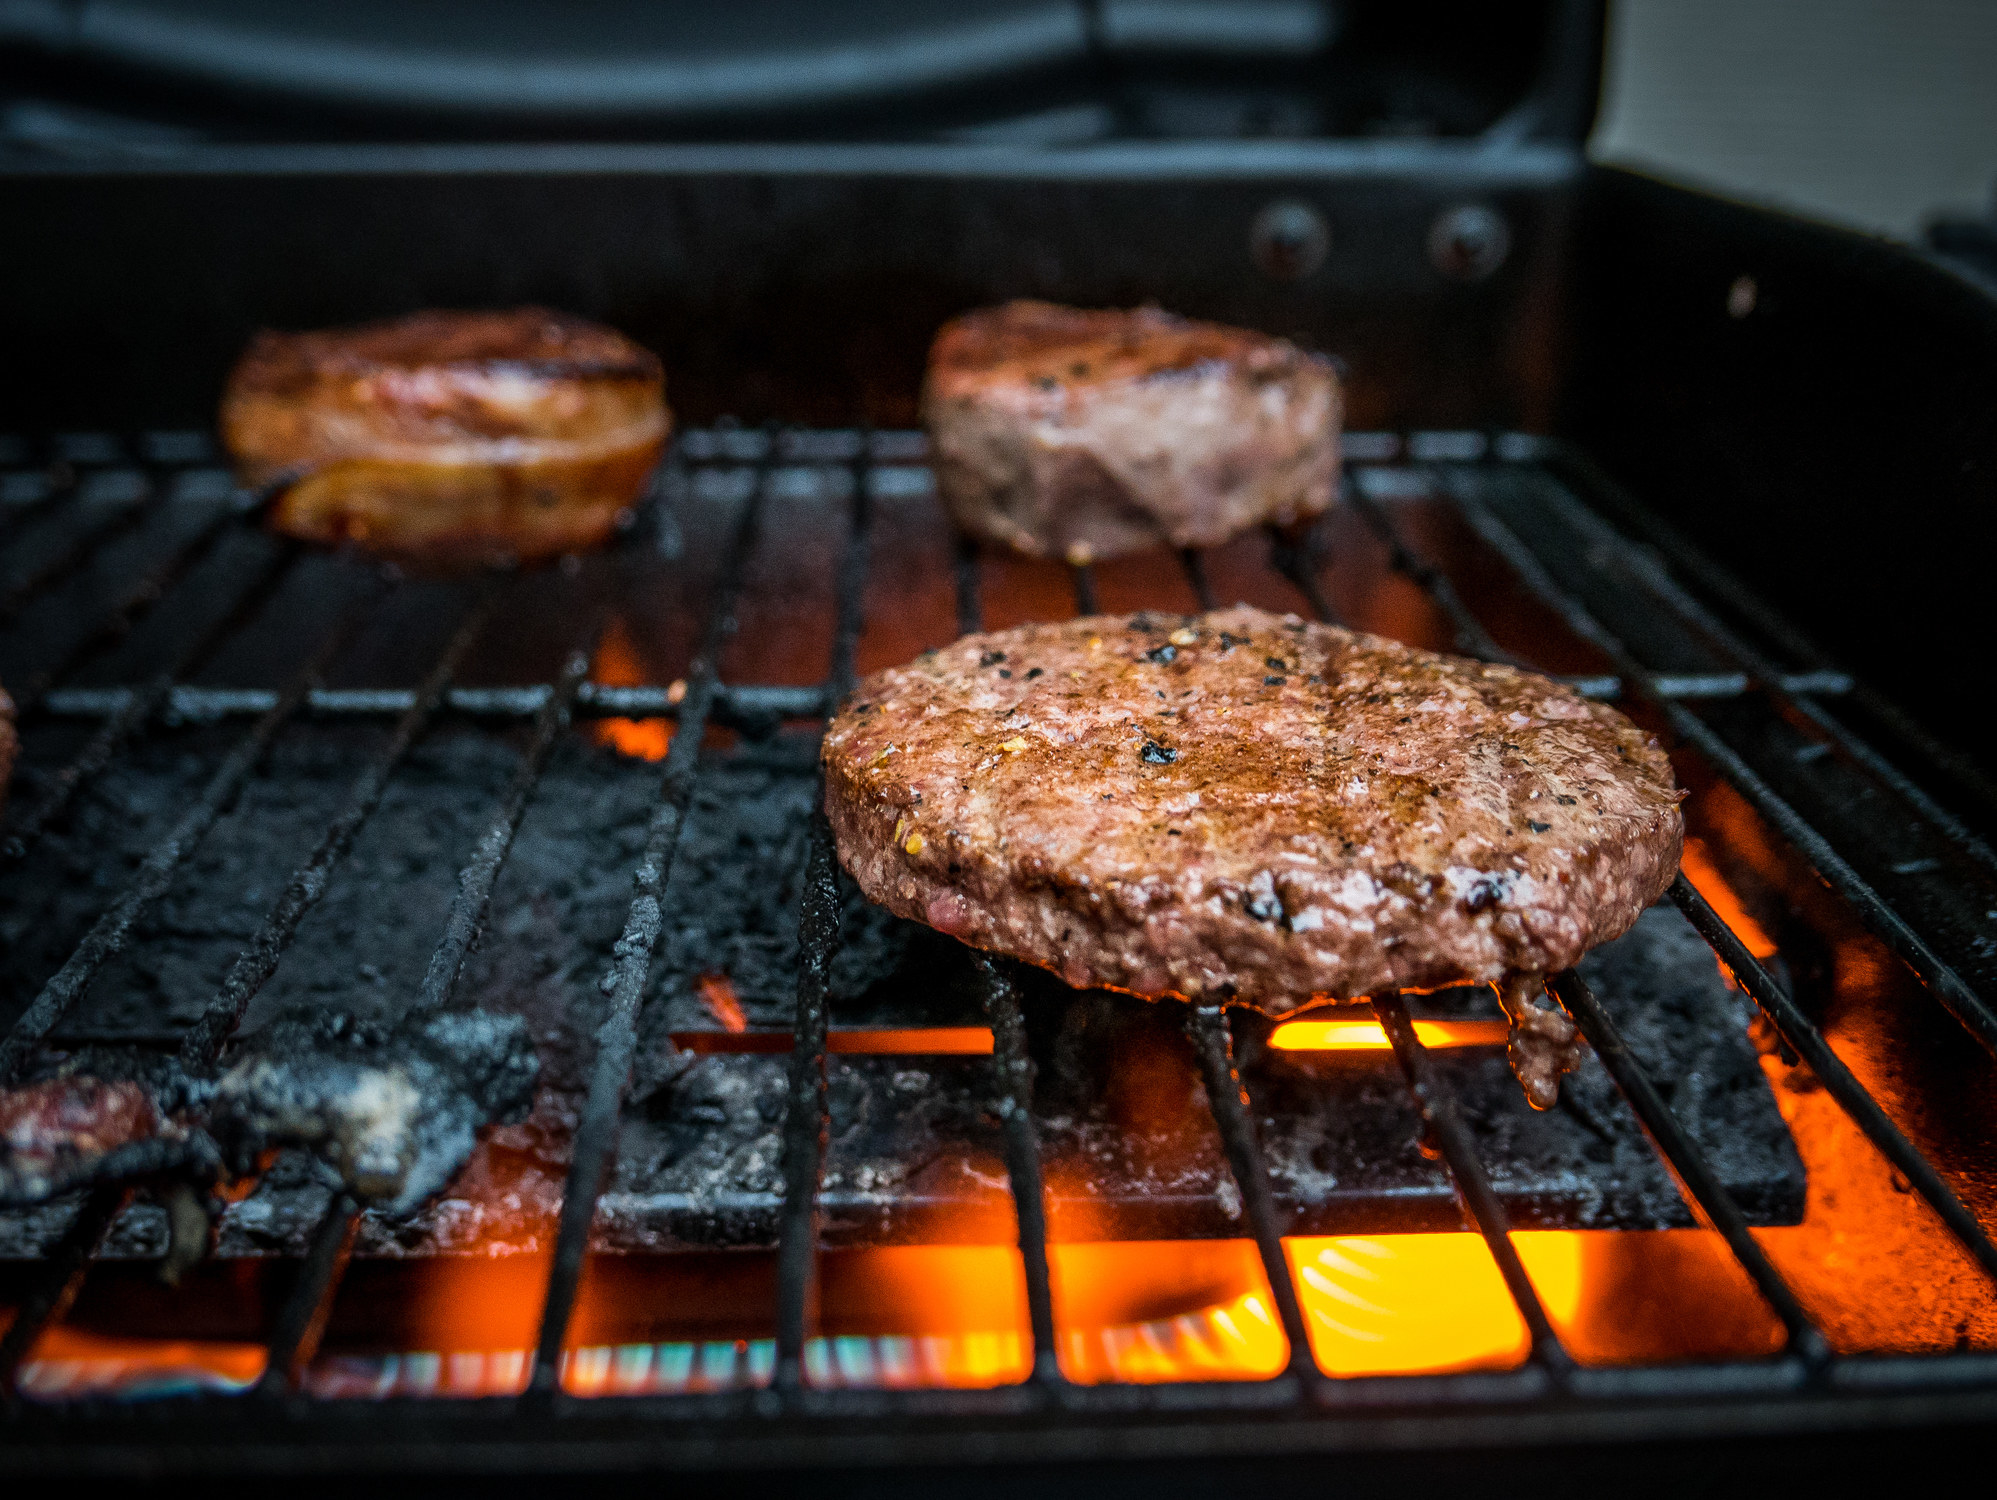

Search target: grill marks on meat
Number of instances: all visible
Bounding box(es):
[0,1008,536,1215]
[222,307,669,565]
[923,302,1340,563]
[823,606,1682,1040]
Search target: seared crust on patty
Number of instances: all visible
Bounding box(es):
[822,607,1682,1012]
[222,307,669,564]
[923,302,1340,564]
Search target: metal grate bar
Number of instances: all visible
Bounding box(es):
[1267,516,1345,629]
[774,443,874,1393]
[3,540,303,864]
[1069,563,1099,616]
[416,615,604,1019]
[0,1185,127,1398]
[0,469,73,549]
[264,617,607,1395]
[37,680,826,725]
[1178,548,1217,612]
[0,489,156,621]
[257,1191,359,1396]
[36,670,1844,726]
[1326,454,1990,1343]
[1447,482,1997,1059]
[773,812,839,1392]
[0,581,388,1084]
[949,530,1062,1383]
[1347,477,1522,666]
[953,533,984,638]
[1183,1005,1316,1377]
[529,467,767,1394]
[177,581,503,1070]
[939,529,1065,1385]
[1522,469,1997,876]
[6,494,248,718]
[1549,969,1829,1362]
[1670,875,1997,1286]
[973,955,1063,1384]
[1541,440,1997,825]
[1372,993,1573,1373]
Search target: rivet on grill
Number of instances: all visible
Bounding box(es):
[1250,199,1330,282]
[1427,203,1511,282]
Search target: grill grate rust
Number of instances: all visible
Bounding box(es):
[0,424,1995,1444]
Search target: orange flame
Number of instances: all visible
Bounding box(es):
[9,1327,266,1400]
[1679,837,1779,959]
[1051,1239,1287,1383]
[589,617,673,761]
[1288,1233,1582,1375]
[1269,1017,1511,1050]
[694,972,749,1032]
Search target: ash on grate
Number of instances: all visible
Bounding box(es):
[1,1006,536,1218]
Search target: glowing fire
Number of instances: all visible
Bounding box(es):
[1051,1239,1286,1383]
[9,1326,265,1400]
[589,617,673,761]
[1679,836,1778,959]
[1289,1233,1582,1375]
[694,972,749,1032]
[1269,1017,1510,1050]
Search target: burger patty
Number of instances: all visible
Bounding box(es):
[822,605,1682,1022]
[923,301,1340,564]
[222,307,669,564]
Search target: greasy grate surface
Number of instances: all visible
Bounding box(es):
[1,425,1996,1456]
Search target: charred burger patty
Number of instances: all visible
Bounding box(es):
[823,606,1682,1024]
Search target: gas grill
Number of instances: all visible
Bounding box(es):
[5,4,1997,1489]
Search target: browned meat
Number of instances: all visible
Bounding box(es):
[922,301,1340,564]
[221,307,669,564]
[0,1077,161,1202]
[823,607,1682,1095]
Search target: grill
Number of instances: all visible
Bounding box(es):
[5,27,1997,1464]
[5,397,1997,1468]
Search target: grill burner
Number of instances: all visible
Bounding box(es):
[2,417,1995,1466]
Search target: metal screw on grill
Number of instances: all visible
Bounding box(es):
[1427,203,1511,282]
[1250,200,1330,282]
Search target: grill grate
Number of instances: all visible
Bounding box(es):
[2,425,1996,1454]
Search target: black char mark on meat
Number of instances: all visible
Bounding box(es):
[0,1008,536,1217]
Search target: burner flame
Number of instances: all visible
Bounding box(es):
[693,972,749,1032]
[589,617,672,761]
[1269,1017,1510,1050]
[1679,837,1778,960]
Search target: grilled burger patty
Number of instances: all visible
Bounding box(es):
[222,307,669,564]
[824,606,1681,1045]
[923,301,1340,564]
